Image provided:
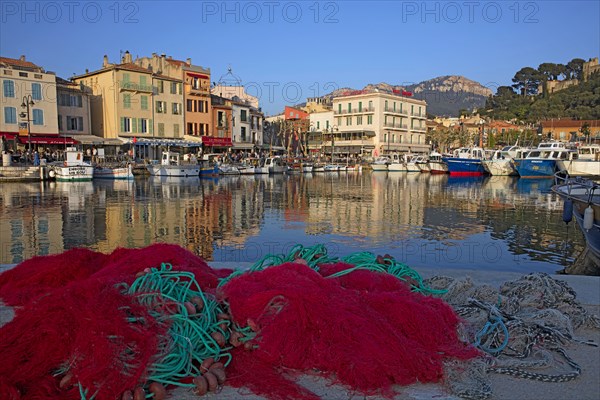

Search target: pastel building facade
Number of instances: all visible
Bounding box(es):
[332,91,428,156]
[56,77,92,137]
[1,56,59,145]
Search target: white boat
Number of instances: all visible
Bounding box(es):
[404,154,422,172]
[552,175,600,258]
[345,164,362,172]
[370,156,390,171]
[415,155,430,172]
[388,154,406,172]
[323,164,339,172]
[49,147,94,181]
[482,145,525,176]
[146,151,200,177]
[312,163,325,172]
[557,144,600,176]
[93,163,133,180]
[219,163,241,175]
[265,156,287,174]
[427,151,448,174]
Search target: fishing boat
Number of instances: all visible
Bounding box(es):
[513,142,576,178]
[442,146,488,176]
[370,156,390,171]
[482,145,525,176]
[557,144,600,177]
[218,163,241,175]
[388,153,406,172]
[404,154,422,172]
[264,156,287,174]
[49,147,94,181]
[146,151,200,177]
[93,163,133,180]
[415,155,430,172]
[552,175,600,258]
[427,151,448,174]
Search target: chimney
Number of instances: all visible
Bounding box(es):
[19,55,26,61]
[187,58,192,65]
[103,55,109,67]
[123,50,132,64]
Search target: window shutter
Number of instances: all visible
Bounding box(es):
[149,119,153,134]
[120,117,125,132]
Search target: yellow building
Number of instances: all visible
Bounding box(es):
[73,52,185,145]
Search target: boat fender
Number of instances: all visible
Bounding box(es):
[583,205,594,230]
[562,199,573,224]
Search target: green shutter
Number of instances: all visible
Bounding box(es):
[132,118,138,133]
[120,117,125,132]
[149,119,153,134]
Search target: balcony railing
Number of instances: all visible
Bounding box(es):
[120,81,154,92]
[383,107,409,115]
[411,112,425,117]
[383,122,409,130]
[333,107,375,115]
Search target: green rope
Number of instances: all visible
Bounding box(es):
[219,244,445,295]
[124,263,231,390]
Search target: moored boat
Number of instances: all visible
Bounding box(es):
[93,163,133,180]
[482,145,525,176]
[49,147,94,181]
[557,144,600,176]
[442,146,488,176]
[370,156,390,171]
[552,175,600,258]
[387,153,406,172]
[147,151,200,177]
[513,142,576,178]
[427,151,448,174]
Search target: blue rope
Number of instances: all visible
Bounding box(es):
[474,315,509,355]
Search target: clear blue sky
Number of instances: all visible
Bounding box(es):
[1,0,598,115]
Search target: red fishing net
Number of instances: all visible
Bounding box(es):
[0,245,479,400]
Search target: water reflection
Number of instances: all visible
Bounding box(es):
[0,173,586,272]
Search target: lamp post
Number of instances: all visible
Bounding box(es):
[20,95,35,155]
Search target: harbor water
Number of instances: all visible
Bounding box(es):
[0,172,590,271]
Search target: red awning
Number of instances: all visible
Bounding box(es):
[201,136,232,147]
[18,136,77,145]
[1,132,17,140]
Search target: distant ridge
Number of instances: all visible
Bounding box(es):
[321,76,491,117]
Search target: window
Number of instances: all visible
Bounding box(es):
[187,99,193,112]
[172,103,181,115]
[326,120,330,129]
[367,115,373,124]
[121,117,132,133]
[338,104,341,114]
[393,102,396,111]
[187,123,194,135]
[67,116,84,131]
[357,116,363,125]
[123,94,131,109]
[241,126,247,141]
[368,100,373,110]
[385,100,388,111]
[31,83,42,100]
[383,133,387,143]
[392,134,395,143]
[122,73,130,83]
[3,80,15,97]
[140,76,147,87]
[156,101,165,113]
[4,106,16,124]
[32,109,43,125]
[140,119,148,134]
[71,95,82,107]
[57,115,62,130]
[358,101,362,112]
[19,72,28,77]
[217,111,225,127]
[173,124,180,136]
[346,116,352,126]
[141,96,148,110]
[157,80,164,93]
[171,82,178,94]
[348,103,351,112]
[3,70,12,75]
[191,77,200,90]
[240,110,247,122]
[316,121,320,129]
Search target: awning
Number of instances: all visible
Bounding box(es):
[232,142,255,150]
[1,132,17,140]
[186,72,209,79]
[63,134,105,145]
[129,138,202,148]
[202,136,232,147]
[18,136,77,145]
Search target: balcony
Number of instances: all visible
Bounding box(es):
[188,85,210,96]
[333,107,375,115]
[411,126,427,132]
[411,112,425,118]
[383,122,408,130]
[383,107,409,116]
[120,81,154,93]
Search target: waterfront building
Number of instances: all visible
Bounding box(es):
[540,119,600,143]
[1,56,62,149]
[134,53,210,143]
[332,90,428,157]
[56,77,94,141]
[308,111,333,154]
[207,94,233,151]
[302,97,332,113]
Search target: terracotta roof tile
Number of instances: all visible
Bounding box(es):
[0,56,41,70]
[541,119,600,128]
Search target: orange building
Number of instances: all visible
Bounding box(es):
[540,119,600,142]
[205,94,233,150]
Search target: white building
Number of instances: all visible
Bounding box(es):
[231,100,263,151]
[332,90,428,156]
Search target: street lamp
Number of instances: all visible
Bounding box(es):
[20,95,35,155]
